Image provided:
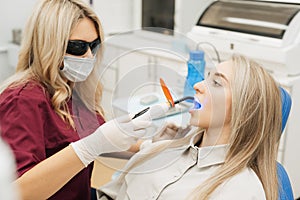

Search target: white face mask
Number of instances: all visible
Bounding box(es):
[61,56,96,82]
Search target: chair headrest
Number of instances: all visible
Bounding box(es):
[280,87,292,133]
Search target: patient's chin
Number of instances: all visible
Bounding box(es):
[189,117,202,127]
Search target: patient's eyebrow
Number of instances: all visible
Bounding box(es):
[214,72,229,83]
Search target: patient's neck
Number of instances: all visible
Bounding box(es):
[199,126,230,147]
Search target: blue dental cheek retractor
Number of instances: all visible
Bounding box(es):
[191,96,202,110]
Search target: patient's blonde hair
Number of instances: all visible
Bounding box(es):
[188,55,281,200]
[118,55,281,200]
[0,0,105,127]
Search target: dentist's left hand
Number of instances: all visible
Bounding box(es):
[71,103,170,167]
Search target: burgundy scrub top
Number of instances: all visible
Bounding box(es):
[0,80,105,200]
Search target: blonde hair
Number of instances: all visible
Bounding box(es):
[117,55,281,200]
[0,0,105,128]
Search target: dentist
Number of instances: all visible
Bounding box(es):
[0,0,168,199]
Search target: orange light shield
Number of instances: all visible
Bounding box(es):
[160,78,175,107]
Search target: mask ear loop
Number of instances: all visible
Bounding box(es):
[59,57,65,70]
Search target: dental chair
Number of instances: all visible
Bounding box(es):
[278,87,294,200]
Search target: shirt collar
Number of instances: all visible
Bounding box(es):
[188,132,229,168]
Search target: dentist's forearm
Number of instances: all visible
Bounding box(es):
[15,145,84,200]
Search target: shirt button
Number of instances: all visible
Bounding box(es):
[151,190,156,199]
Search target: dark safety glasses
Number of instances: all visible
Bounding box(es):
[66,37,101,56]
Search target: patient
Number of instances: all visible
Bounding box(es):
[97,55,281,200]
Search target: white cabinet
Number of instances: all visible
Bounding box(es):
[116,51,153,98]
[92,0,135,35]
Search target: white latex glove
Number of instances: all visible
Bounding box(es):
[152,123,192,143]
[140,124,192,150]
[71,103,170,166]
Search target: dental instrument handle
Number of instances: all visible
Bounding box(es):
[174,96,194,104]
[132,107,150,119]
[131,97,191,120]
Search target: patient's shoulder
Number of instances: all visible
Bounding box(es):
[211,168,266,200]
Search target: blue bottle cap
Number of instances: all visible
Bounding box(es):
[190,50,204,61]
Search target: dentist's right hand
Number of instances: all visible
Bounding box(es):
[71,103,170,167]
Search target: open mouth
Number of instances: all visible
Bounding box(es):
[192,96,202,110]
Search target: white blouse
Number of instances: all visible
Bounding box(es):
[98,133,266,200]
